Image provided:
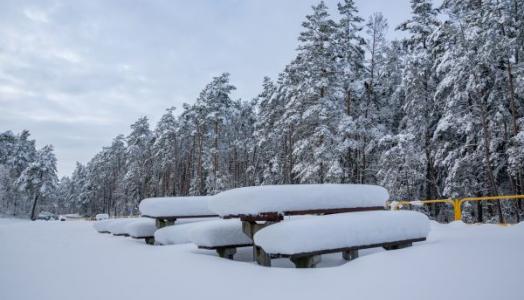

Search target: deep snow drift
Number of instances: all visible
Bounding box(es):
[0,219,522,300]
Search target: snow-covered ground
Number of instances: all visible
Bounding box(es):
[0,218,522,300]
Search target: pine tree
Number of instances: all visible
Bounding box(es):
[16,145,58,220]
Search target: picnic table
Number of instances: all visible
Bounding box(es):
[139,196,218,228]
[208,184,389,264]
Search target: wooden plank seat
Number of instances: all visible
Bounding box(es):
[198,244,253,260]
[190,219,254,260]
[253,210,430,268]
[254,237,426,268]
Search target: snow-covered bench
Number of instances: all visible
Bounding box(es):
[154,221,203,245]
[93,219,113,233]
[124,218,157,244]
[139,196,218,228]
[189,219,252,259]
[107,218,138,236]
[93,218,135,234]
[253,211,430,267]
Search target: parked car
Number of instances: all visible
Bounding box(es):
[36,212,58,221]
[59,215,67,221]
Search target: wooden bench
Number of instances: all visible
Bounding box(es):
[198,244,253,259]
[254,237,426,268]
[125,218,158,245]
[252,210,430,268]
[189,219,254,259]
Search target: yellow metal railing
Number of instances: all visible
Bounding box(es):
[390,195,524,222]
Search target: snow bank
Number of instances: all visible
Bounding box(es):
[125,218,156,238]
[154,219,218,245]
[209,184,388,217]
[3,219,524,300]
[139,196,215,218]
[254,210,430,255]
[189,219,252,248]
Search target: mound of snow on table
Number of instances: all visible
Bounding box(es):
[139,196,215,218]
[255,211,429,254]
[209,184,388,217]
[190,219,252,248]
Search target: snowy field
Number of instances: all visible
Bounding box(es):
[0,219,522,300]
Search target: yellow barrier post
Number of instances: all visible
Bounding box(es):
[453,199,462,221]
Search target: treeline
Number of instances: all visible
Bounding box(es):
[2,0,523,222]
[0,130,58,219]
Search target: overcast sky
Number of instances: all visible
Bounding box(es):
[0,0,418,177]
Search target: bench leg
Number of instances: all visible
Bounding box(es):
[145,237,155,245]
[342,249,359,261]
[383,242,412,251]
[216,247,237,260]
[254,246,271,267]
[290,255,321,268]
[155,218,176,229]
[242,221,278,261]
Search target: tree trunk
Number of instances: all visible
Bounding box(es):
[30,194,39,221]
[479,95,503,223]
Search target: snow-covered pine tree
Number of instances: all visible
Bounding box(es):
[16,145,58,220]
[286,1,342,183]
[395,0,441,200]
[152,107,179,197]
[124,116,153,214]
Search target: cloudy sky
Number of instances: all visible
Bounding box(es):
[0,0,418,177]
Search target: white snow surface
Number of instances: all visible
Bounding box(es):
[209,184,388,217]
[254,211,430,255]
[190,219,252,248]
[125,218,156,238]
[1,218,523,300]
[154,218,218,245]
[139,196,215,218]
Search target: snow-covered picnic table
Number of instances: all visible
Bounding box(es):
[208,184,391,264]
[139,196,218,228]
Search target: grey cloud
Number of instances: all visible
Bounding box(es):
[0,0,413,176]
